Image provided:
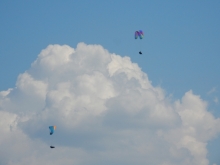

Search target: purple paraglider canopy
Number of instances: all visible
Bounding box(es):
[135,30,144,39]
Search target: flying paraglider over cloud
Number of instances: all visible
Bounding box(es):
[49,126,56,148]
[135,30,144,54]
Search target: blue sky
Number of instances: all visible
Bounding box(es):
[0,1,220,164]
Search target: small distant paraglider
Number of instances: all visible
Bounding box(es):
[135,30,144,54]
[49,126,56,149]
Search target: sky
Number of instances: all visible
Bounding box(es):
[0,1,220,165]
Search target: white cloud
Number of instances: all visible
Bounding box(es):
[0,43,220,165]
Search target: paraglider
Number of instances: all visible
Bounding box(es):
[135,30,144,54]
[49,126,56,149]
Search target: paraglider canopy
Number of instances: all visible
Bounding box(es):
[50,146,55,149]
[49,126,56,135]
[135,30,144,39]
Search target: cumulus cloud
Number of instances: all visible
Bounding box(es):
[0,43,220,165]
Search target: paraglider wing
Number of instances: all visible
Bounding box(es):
[50,146,55,148]
[135,30,144,39]
[49,126,56,135]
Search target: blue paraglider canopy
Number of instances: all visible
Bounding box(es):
[49,126,56,135]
